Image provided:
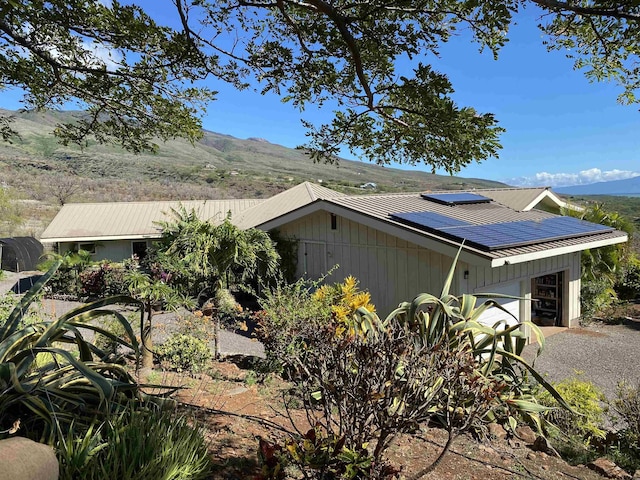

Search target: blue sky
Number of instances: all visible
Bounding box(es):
[2,3,639,187]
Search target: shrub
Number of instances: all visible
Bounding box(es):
[615,256,640,301]
[257,277,333,374]
[95,313,141,358]
[613,381,640,444]
[259,251,564,475]
[538,377,606,441]
[157,333,212,374]
[580,277,617,323]
[57,407,212,480]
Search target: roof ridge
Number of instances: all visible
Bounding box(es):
[302,181,317,201]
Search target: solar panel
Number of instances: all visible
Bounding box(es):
[390,211,470,230]
[421,192,492,206]
[440,216,615,251]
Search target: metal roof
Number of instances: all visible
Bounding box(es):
[254,188,627,265]
[41,199,263,243]
[236,181,345,229]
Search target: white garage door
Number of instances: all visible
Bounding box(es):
[474,281,521,329]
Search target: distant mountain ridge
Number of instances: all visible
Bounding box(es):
[0,108,505,194]
[556,176,640,196]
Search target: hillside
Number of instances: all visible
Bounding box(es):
[0,109,505,237]
[556,176,640,196]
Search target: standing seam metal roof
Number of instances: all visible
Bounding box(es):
[40,199,264,241]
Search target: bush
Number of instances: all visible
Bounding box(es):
[580,277,617,323]
[538,376,606,441]
[257,277,333,374]
[613,381,640,444]
[615,256,640,301]
[57,407,212,480]
[95,313,140,358]
[157,333,212,374]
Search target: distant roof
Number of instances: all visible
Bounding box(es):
[41,199,263,243]
[428,187,570,212]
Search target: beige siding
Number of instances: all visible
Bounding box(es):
[279,211,455,315]
[278,211,583,327]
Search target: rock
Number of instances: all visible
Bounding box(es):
[488,423,508,440]
[0,437,59,480]
[587,457,632,479]
[515,425,537,444]
[526,452,537,460]
[532,435,560,457]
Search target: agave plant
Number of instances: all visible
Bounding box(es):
[380,246,571,432]
[0,259,145,441]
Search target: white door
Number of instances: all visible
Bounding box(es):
[474,281,521,328]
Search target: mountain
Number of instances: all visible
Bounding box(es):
[556,176,640,196]
[0,109,506,237]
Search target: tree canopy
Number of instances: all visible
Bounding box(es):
[1,0,639,172]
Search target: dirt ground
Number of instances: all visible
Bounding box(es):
[153,361,609,480]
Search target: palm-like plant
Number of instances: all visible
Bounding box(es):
[0,260,143,441]
[154,207,280,296]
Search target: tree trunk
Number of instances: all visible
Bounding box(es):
[141,303,154,369]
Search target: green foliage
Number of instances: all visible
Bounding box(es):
[153,207,280,298]
[0,187,22,236]
[563,204,635,321]
[257,427,397,480]
[0,260,143,442]
[94,313,141,358]
[4,1,640,171]
[57,407,212,480]
[613,382,640,446]
[0,1,212,153]
[615,255,640,300]
[538,377,606,441]
[580,277,617,323]
[260,250,565,474]
[257,277,333,374]
[157,333,212,375]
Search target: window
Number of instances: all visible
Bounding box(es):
[132,241,148,260]
[78,243,96,254]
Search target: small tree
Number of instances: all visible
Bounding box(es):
[125,269,192,369]
[153,207,280,300]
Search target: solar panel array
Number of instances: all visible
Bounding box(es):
[389,211,470,229]
[390,211,615,251]
[421,192,492,205]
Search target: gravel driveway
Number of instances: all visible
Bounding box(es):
[523,320,640,401]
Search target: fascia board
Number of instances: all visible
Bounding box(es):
[40,234,162,243]
[490,234,628,267]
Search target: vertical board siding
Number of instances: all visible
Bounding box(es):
[278,211,582,324]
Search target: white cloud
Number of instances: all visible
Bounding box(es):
[506,168,640,187]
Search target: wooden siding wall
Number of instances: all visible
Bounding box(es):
[279,211,459,315]
[278,211,582,326]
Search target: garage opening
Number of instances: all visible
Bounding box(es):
[531,272,564,327]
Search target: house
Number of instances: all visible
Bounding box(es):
[41,182,626,328]
[40,199,264,261]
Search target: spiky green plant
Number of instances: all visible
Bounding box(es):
[381,246,569,434]
[0,259,144,441]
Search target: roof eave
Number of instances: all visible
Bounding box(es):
[490,234,629,267]
[41,233,162,243]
